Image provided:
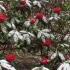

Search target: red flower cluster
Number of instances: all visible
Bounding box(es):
[17,6,23,11]
[36,13,43,19]
[38,42,45,46]
[45,39,51,46]
[6,54,15,62]
[20,0,26,5]
[54,8,61,14]
[40,57,48,65]
[30,18,35,24]
[0,13,6,22]
[50,5,55,9]
[66,55,70,59]
[39,39,51,47]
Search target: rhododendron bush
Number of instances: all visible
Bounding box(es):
[0,0,70,70]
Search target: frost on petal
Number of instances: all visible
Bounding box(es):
[58,53,65,61]
[50,53,57,60]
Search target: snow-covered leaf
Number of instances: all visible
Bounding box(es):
[42,29,50,33]
[60,44,69,47]
[37,31,42,38]
[15,18,20,23]
[49,17,53,20]
[58,53,65,61]
[42,16,47,23]
[1,24,7,33]
[31,66,49,70]
[41,35,45,42]
[11,23,16,29]
[13,34,18,43]
[28,32,35,37]
[0,1,3,3]
[10,67,16,70]
[24,21,30,27]
[15,31,23,40]
[1,63,11,70]
[43,32,50,38]
[37,2,41,8]
[6,22,12,28]
[50,34,55,39]
[20,30,27,33]
[0,66,2,70]
[33,1,38,5]
[0,4,6,12]
[0,60,16,70]
[26,37,31,45]
[57,63,70,70]
[50,53,57,60]
[8,30,15,37]
[26,0,31,7]
[64,34,70,42]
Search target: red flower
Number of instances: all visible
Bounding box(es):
[54,8,61,14]
[40,57,48,65]
[38,42,45,46]
[17,6,23,11]
[20,0,26,5]
[0,13,6,22]
[65,55,70,59]
[45,39,51,46]
[50,5,55,9]
[36,13,43,19]
[30,18,35,24]
[6,54,15,62]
